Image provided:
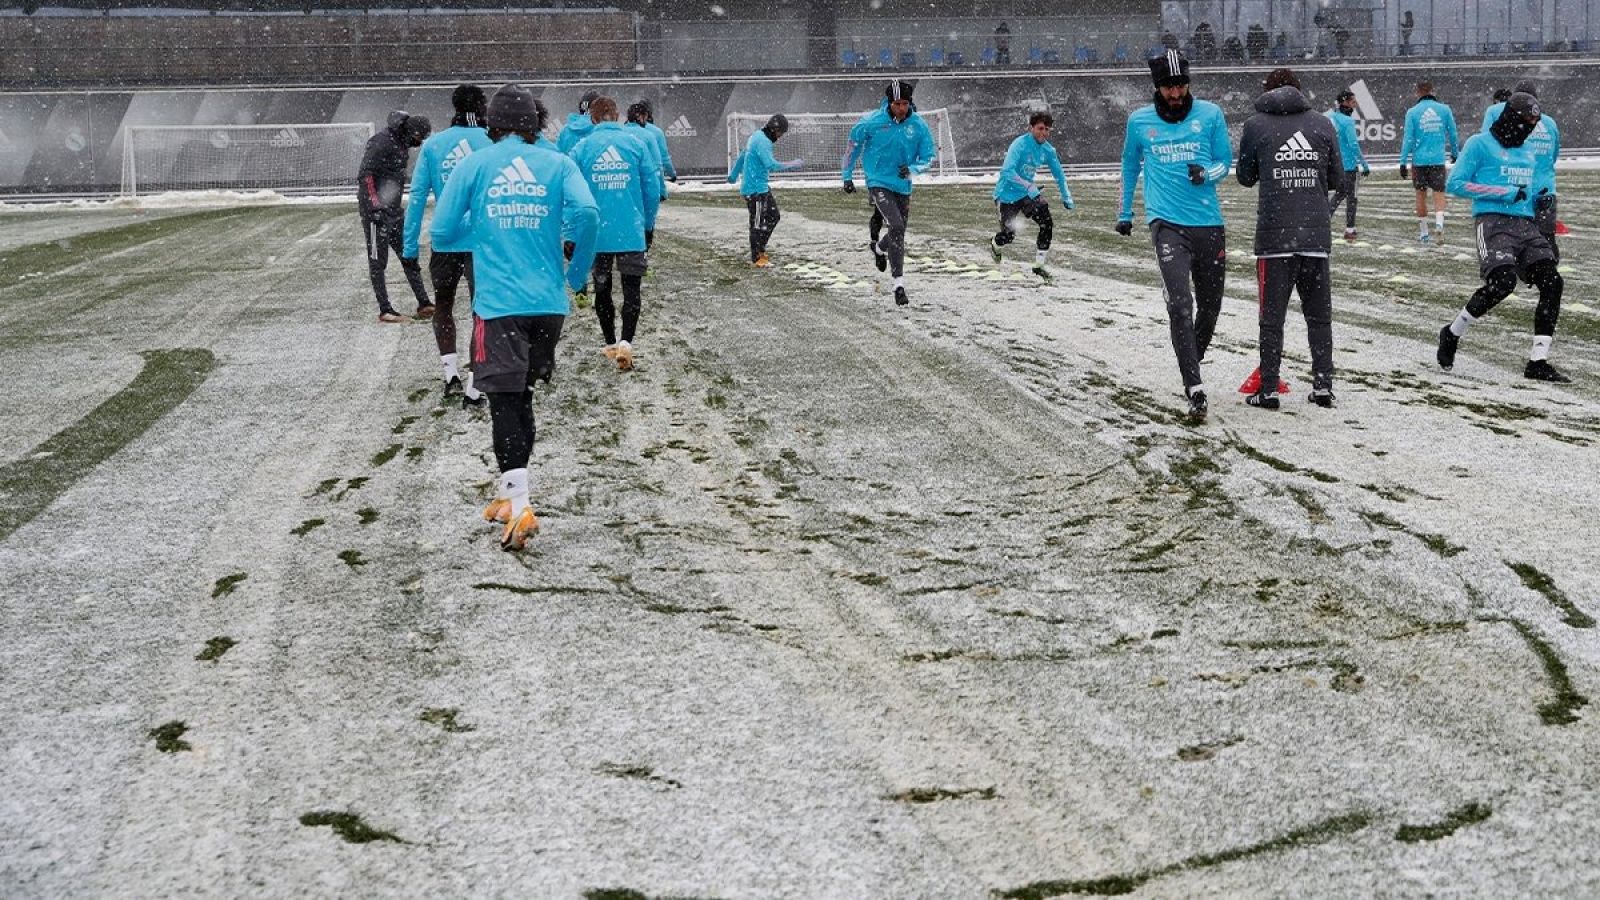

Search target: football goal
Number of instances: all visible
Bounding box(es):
[725,108,959,179]
[120,122,375,197]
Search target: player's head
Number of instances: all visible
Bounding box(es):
[1261,67,1300,92]
[626,101,651,126]
[761,113,789,142]
[885,81,914,121]
[452,84,487,127]
[1514,79,1539,98]
[589,97,618,123]
[487,83,542,143]
[636,99,655,123]
[1415,80,1433,97]
[1491,91,1542,148]
[400,114,431,148]
[1336,89,1356,114]
[1492,87,1512,103]
[1028,111,1052,142]
[577,90,601,114]
[1149,49,1191,110]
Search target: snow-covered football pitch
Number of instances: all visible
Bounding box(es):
[3,171,1600,897]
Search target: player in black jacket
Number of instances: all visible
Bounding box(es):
[358,110,433,323]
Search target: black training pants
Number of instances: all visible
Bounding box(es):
[1256,255,1334,394]
[429,251,474,355]
[592,251,648,345]
[994,196,1054,250]
[361,212,430,313]
[867,187,912,278]
[746,192,781,260]
[1327,170,1359,230]
[1150,221,1227,391]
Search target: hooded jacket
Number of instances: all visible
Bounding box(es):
[840,99,937,194]
[358,111,423,218]
[1400,96,1459,167]
[569,122,662,253]
[403,123,494,257]
[557,111,596,156]
[1236,86,1342,255]
[728,128,802,196]
[1118,96,1231,227]
[622,120,666,194]
[430,135,599,319]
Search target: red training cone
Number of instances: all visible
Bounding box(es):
[1554,220,1571,236]
[1238,367,1291,395]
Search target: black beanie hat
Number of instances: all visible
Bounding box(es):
[578,90,601,114]
[1514,79,1539,97]
[762,113,789,140]
[1490,91,1541,148]
[488,84,542,133]
[1150,49,1191,87]
[626,101,650,124]
[885,80,914,102]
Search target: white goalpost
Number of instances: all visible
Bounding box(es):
[120,122,375,197]
[725,108,959,179]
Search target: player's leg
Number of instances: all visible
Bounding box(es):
[992,200,1018,262]
[1190,225,1228,362]
[1249,256,1291,408]
[1523,238,1568,381]
[1026,197,1054,279]
[1298,255,1336,403]
[363,216,399,319]
[383,216,432,315]
[615,251,648,372]
[591,252,619,353]
[1151,222,1207,410]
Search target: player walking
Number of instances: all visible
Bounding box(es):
[728,114,804,268]
[623,102,666,249]
[357,110,433,323]
[1399,81,1459,243]
[1236,68,1342,409]
[1325,89,1370,241]
[403,84,493,403]
[430,85,599,550]
[571,97,661,372]
[841,81,937,307]
[557,91,601,155]
[1435,93,1569,384]
[1115,50,1232,421]
[989,111,1073,282]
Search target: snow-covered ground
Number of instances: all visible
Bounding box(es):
[1,178,1598,896]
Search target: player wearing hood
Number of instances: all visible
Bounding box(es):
[1399,81,1460,243]
[404,84,494,403]
[989,111,1073,282]
[1116,50,1232,422]
[1236,69,1342,409]
[728,113,804,267]
[628,100,677,194]
[557,91,601,156]
[841,80,937,307]
[358,109,433,323]
[624,102,666,249]
[1436,93,1569,384]
[571,97,661,372]
[1481,79,1561,262]
[431,84,600,550]
[1325,89,1370,241]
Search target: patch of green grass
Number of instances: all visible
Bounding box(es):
[1503,618,1590,725]
[290,517,325,536]
[594,762,681,789]
[1176,734,1243,762]
[885,786,999,803]
[1395,802,1492,842]
[310,477,341,496]
[1228,436,1340,484]
[0,209,251,293]
[0,348,216,540]
[332,476,369,501]
[338,549,367,568]
[148,720,191,753]
[371,444,403,467]
[195,636,236,662]
[356,507,379,525]
[472,582,608,595]
[1506,561,1596,629]
[211,572,247,598]
[392,415,419,434]
[419,707,475,733]
[298,810,406,844]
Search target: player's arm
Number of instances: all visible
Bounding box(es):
[1399,109,1417,166]
[1446,139,1516,201]
[655,131,677,181]
[1118,122,1142,222]
[908,119,936,175]
[429,154,474,249]
[402,144,433,258]
[840,118,868,181]
[1203,109,1231,183]
[1445,109,1459,160]
[1322,125,1344,190]
[726,150,745,184]
[1235,121,1259,187]
[559,158,601,291]
[640,148,661,232]
[1046,146,1072,208]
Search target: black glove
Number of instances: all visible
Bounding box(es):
[1062,200,1074,211]
[1115,220,1133,236]
[1187,163,1205,185]
[1449,153,1458,164]
[667,174,679,183]
[842,179,856,194]
[1514,186,1528,203]
[898,164,911,179]
[1399,164,1410,179]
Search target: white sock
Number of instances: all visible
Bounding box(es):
[463,370,482,400]
[1188,382,1206,397]
[501,468,529,518]
[893,276,904,289]
[1435,211,1445,229]
[1449,310,1476,337]
[1419,218,1430,235]
[1035,249,1048,265]
[1531,335,1552,361]
[618,339,632,351]
[441,352,459,382]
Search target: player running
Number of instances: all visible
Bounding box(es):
[841,80,936,307]
[989,111,1073,282]
[728,114,804,268]
[403,84,493,404]
[431,84,599,550]
[1236,68,1342,410]
[1116,50,1232,422]
[571,97,661,372]
[1399,81,1460,243]
[1481,79,1561,262]
[1325,89,1370,241]
[357,110,433,323]
[1436,92,1569,384]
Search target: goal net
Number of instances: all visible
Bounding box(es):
[120,123,375,197]
[726,108,959,179]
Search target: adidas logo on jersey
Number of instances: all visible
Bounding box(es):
[591,144,631,172]
[1274,131,1319,162]
[665,115,697,137]
[269,127,305,149]
[488,156,547,198]
[1420,107,1443,131]
[442,138,474,173]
